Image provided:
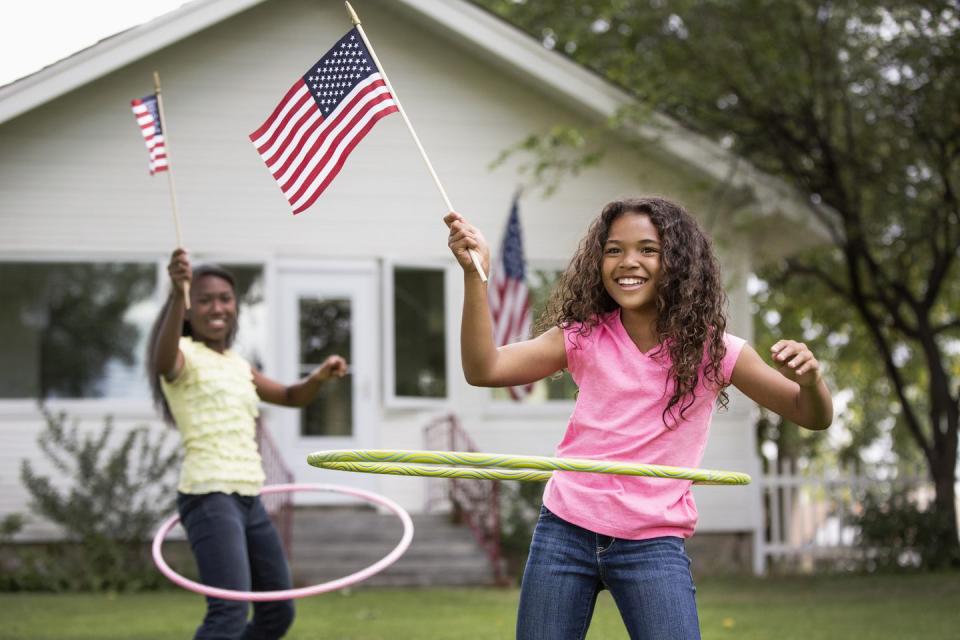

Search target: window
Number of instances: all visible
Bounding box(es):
[492,268,577,403]
[383,263,448,405]
[394,267,446,398]
[0,262,157,399]
[0,261,268,402]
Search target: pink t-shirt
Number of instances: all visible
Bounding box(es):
[542,309,745,540]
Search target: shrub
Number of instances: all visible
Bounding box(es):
[855,487,960,571]
[10,409,179,591]
[499,480,546,582]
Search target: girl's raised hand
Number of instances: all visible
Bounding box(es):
[312,355,348,383]
[444,211,490,276]
[168,248,191,295]
[771,340,821,387]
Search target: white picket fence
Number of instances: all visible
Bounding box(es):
[758,461,931,572]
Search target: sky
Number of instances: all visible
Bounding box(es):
[1,1,189,87]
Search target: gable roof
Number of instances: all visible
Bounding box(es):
[0,0,816,227]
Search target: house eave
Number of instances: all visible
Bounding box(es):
[0,0,825,245]
[0,0,268,125]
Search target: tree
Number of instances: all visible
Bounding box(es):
[474,0,960,563]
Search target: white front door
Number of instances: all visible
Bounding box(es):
[274,261,378,501]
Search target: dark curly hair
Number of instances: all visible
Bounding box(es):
[537,196,729,426]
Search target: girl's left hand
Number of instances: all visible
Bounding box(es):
[312,355,348,382]
[771,340,821,387]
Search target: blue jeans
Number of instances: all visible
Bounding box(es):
[517,506,701,640]
[177,492,295,640]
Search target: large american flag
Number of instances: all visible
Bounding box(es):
[249,28,399,214]
[489,196,534,401]
[130,94,168,174]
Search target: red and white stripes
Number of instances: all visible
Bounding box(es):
[249,74,397,214]
[489,266,534,401]
[130,97,168,175]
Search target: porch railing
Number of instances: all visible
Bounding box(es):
[424,414,506,584]
[255,419,295,558]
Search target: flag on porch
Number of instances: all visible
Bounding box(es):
[489,195,534,401]
[130,94,168,175]
[249,27,399,214]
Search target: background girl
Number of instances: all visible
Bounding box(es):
[445,196,832,639]
[147,248,347,640]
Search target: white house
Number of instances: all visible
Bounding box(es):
[0,0,820,575]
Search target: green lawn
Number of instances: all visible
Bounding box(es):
[1,573,957,639]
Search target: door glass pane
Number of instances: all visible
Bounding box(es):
[299,298,352,437]
[393,267,446,398]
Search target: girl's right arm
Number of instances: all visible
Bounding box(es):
[152,249,190,381]
[444,212,566,387]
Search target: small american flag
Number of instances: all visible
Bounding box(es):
[249,28,399,214]
[490,196,534,401]
[130,94,168,174]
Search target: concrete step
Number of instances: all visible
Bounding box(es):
[288,507,497,587]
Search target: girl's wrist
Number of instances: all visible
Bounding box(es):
[465,269,488,284]
[798,372,823,389]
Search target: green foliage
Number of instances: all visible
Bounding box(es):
[10,410,179,592]
[0,514,25,541]
[856,488,960,571]
[499,480,546,582]
[489,125,604,196]
[0,514,29,590]
[750,266,923,467]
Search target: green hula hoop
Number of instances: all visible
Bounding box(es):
[307,449,751,486]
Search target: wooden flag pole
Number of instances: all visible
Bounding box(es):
[153,71,191,309]
[345,1,488,282]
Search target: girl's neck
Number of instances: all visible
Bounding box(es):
[619,307,659,352]
[197,336,227,354]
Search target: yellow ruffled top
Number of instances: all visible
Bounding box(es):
[160,336,264,496]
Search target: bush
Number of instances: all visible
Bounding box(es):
[8,410,179,592]
[499,480,546,582]
[855,487,960,571]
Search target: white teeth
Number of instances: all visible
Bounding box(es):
[617,277,647,285]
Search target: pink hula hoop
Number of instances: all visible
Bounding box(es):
[151,483,414,601]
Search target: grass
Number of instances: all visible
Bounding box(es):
[1,572,958,639]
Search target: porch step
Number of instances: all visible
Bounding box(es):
[289,507,497,587]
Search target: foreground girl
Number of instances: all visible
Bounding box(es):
[445,197,832,639]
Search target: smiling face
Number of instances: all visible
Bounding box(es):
[188,274,237,350]
[601,212,663,318]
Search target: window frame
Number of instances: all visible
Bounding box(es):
[381,257,455,410]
